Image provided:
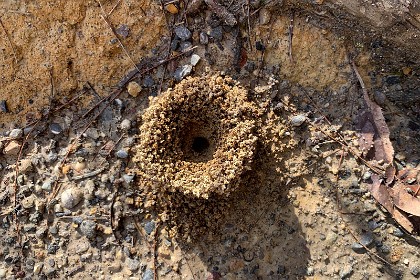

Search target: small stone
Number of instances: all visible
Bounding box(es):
[403,259,409,265]
[142,268,154,280]
[362,171,372,181]
[21,194,36,209]
[165,3,178,14]
[120,119,131,130]
[199,32,208,44]
[392,228,404,237]
[33,263,43,275]
[4,140,21,155]
[144,221,155,235]
[123,173,135,184]
[373,90,386,106]
[174,65,192,81]
[73,161,86,172]
[9,128,23,139]
[126,258,140,272]
[306,266,314,276]
[0,100,8,113]
[411,266,419,276]
[360,232,374,247]
[115,24,130,38]
[339,264,353,279]
[209,26,223,41]
[61,187,83,209]
[49,123,63,135]
[174,26,192,41]
[191,54,201,66]
[127,81,142,97]
[351,242,366,253]
[291,115,306,127]
[80,220,97,239]
[116,149,129,159]
[42,180,52,192]
[47,243,59,254]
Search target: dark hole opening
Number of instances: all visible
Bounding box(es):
[191,137,210,153]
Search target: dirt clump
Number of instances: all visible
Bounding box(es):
[134,74,259,199]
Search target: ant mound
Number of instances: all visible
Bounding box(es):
[134,74,258,199]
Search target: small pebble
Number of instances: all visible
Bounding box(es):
[144,221,155,235]
[209,26,223,41]
[80,220,97,239]
[126,258,140,272]
[291,115,306,127]
[142,268,154,280]
[49,123,63,135]
[362,171,372,181]
[9,128,23,139]
[191,54,201,66]
[0,100,8,113]
[174,26,192,41]
[392,228,404,237]
[339,265,353,279]
[411,266,419,276]
[21,195,36,209]
[306,266,314,276]
[120,119,131,130]
[42,180,52,192]
[199,32,208,44]
[360,232,373,247]
[61,187,83,209]
[116,149,129,159]
[115,24,130,38]
[373,90,386,106]
[33,263,43,275]
[123,173,135,184]
[351,242,366,253]
[165,3,178,14]
[127,81,142,97]
[174,65,192,81]
[4,141,21,155]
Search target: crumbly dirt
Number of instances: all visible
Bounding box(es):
[1,1,420,280]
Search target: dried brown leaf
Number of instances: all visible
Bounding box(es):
[368,174,393,213]
[392,182,420,217]
[368,175,415,233]
[393,208,414,233]
[351,61,395,182]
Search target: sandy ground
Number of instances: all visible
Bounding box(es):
[1,0,420,279]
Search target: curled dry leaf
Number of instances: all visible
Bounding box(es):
[391,182,420,217]
[351,61,395,183]
[368,174,415,233]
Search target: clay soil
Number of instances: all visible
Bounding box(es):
[1,0,420,279]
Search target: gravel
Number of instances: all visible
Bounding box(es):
[9,128,23,139]
[174,26,192,41]
[143,268,154,280]
[144,221,155,235]
[61,187,83,209]
[174,65,193,81]
[0,100,8,113]
[291,115,306,127]
[49,123,63,135]
[79,220,97,239]
[116,149,129,159]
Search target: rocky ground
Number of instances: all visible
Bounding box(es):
[1,0,420,279]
